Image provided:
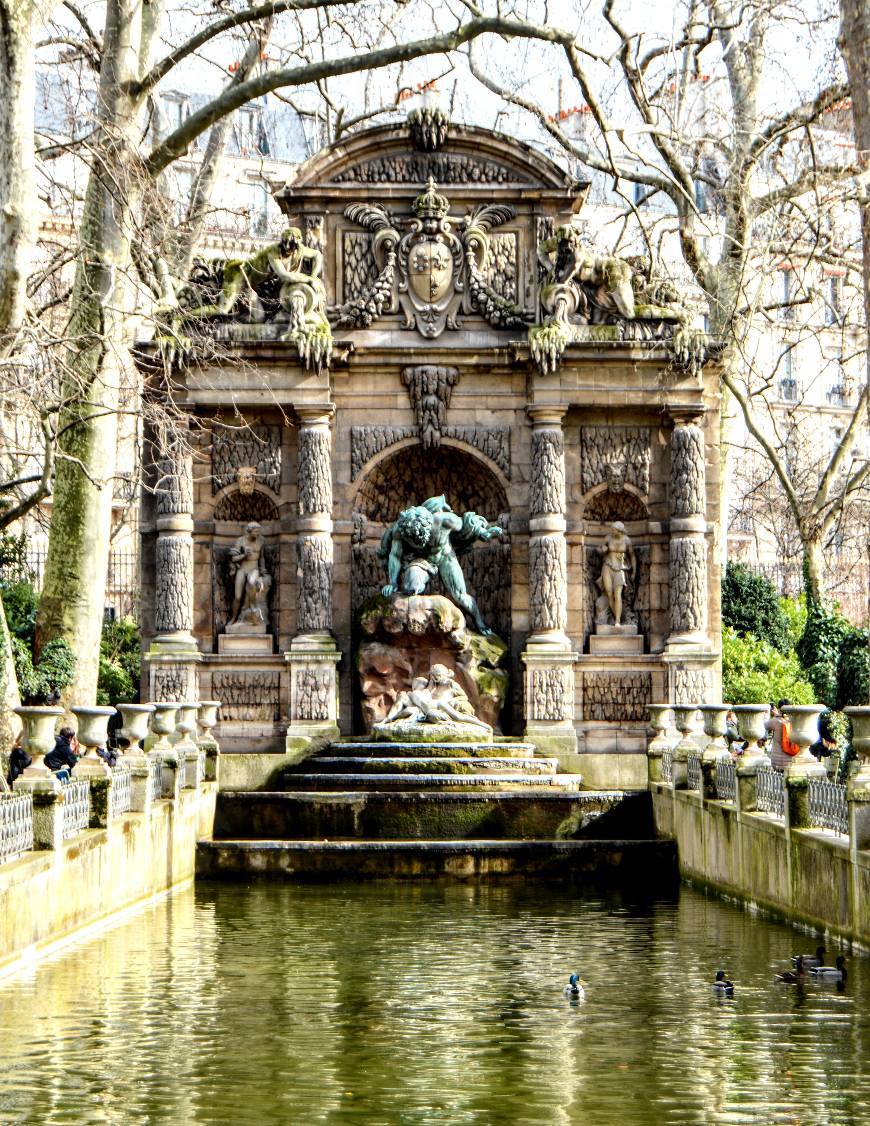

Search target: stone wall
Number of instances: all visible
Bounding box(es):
[651,782,870,946]
[0,786,216,976]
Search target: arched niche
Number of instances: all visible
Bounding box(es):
[351,443,511,644]
[213,488,280,523]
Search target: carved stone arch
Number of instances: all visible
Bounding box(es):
[213,485,281,524]
[351,443,512,643]
[581,482,648,523]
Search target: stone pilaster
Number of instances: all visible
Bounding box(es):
[522,406,577,758]
[667,417,709,649]
[146,440,201,700]
[286,405,340,748]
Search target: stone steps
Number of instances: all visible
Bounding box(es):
[214,789,631,842]
[197,837,678,882]
[331,740,536,759]
[281,772,580,792]
[292,756,559,776]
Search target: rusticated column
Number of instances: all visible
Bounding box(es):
[147,439,201,702]
[286,405,340,743]
[522,406,578,760]
[667,417,709,647]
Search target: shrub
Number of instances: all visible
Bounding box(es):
[721,627,815,705]
[1,581,39,646]
[721,562,791,652]
[12,636,76,704]
[797,600,868,709]
[780,594,807,649]
[97,617,140,706]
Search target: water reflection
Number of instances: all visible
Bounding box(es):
[0,881,867,1125]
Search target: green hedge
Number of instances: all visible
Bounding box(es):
[797,599,869,709]
[722,627,815,705]
[722,561,791,652]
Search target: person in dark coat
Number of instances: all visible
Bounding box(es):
[44,727,79,778]
[7,737,32,786]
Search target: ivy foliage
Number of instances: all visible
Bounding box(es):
[11,636,76,704]
[797,599,869,710]
[97,617,141,707]
[721,627,815,705]
[721,562,791,652]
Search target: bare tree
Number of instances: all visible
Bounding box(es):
[3,0,572,702]
[469,0,867,603]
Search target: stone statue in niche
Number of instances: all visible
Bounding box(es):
[377,663,491,735]
[378,494,504,635]
[227,522,272,633]
[597,522,636,626]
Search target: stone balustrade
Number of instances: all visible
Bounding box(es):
[647,701,870,945]
[3,697,222,862]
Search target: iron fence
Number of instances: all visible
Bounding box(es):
[61,779,91,839]
[110,767,132,818]
[808,777,849,836]
[0,792,34,863]
[687,753,702,791]
[716,758,737,803]
[661,748,673,785]
[148,757,164,802]
[0,548,140,621]
[756,763,786,818]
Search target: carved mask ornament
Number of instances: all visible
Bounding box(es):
[237,466,257,495]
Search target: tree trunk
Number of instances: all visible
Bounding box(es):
[0,591,22,753]
[802,536,826,605]
[0,0,38,347]
[34,0,146,704]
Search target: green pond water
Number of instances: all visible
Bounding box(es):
[0,880,868,1125]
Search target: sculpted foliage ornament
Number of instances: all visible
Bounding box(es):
[338,179,529,337]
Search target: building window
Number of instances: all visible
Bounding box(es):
[777,269,794,322]
[633,180,648,207]
[162,94,189,133]
[825,275,844,326]
[778,349,797,401]
[248,181,270,237]
[694,179,708,213]
[236,106,270,156]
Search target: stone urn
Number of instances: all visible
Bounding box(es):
[175,702,199,751]
[13,705,63,780]
[732,704,770,767]
[117,703,156,759]
[150,703,180,754]
[197,701,221,743]
[844,707,870,788]
[672,705,699,759]
[647,705,672,784]
[698,705,731,763]
[782,705,826,780]
[71,705,117,777]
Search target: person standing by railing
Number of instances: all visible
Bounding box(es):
[766,699,795,772]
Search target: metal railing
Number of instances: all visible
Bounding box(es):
[1,793,34,863]
[687,753,702,791]
[61,779,91,839]
[808,777,849,836]
[110,767,132,819]
[716,758,737,803]
[756,763,786,818]
[148,757,164,802]
[661,748,673,785]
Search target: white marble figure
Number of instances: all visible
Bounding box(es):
[382,664,490,730]
[228,521,272,630]
[597,521,636,626]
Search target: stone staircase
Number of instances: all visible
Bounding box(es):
[198,737,673,882]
